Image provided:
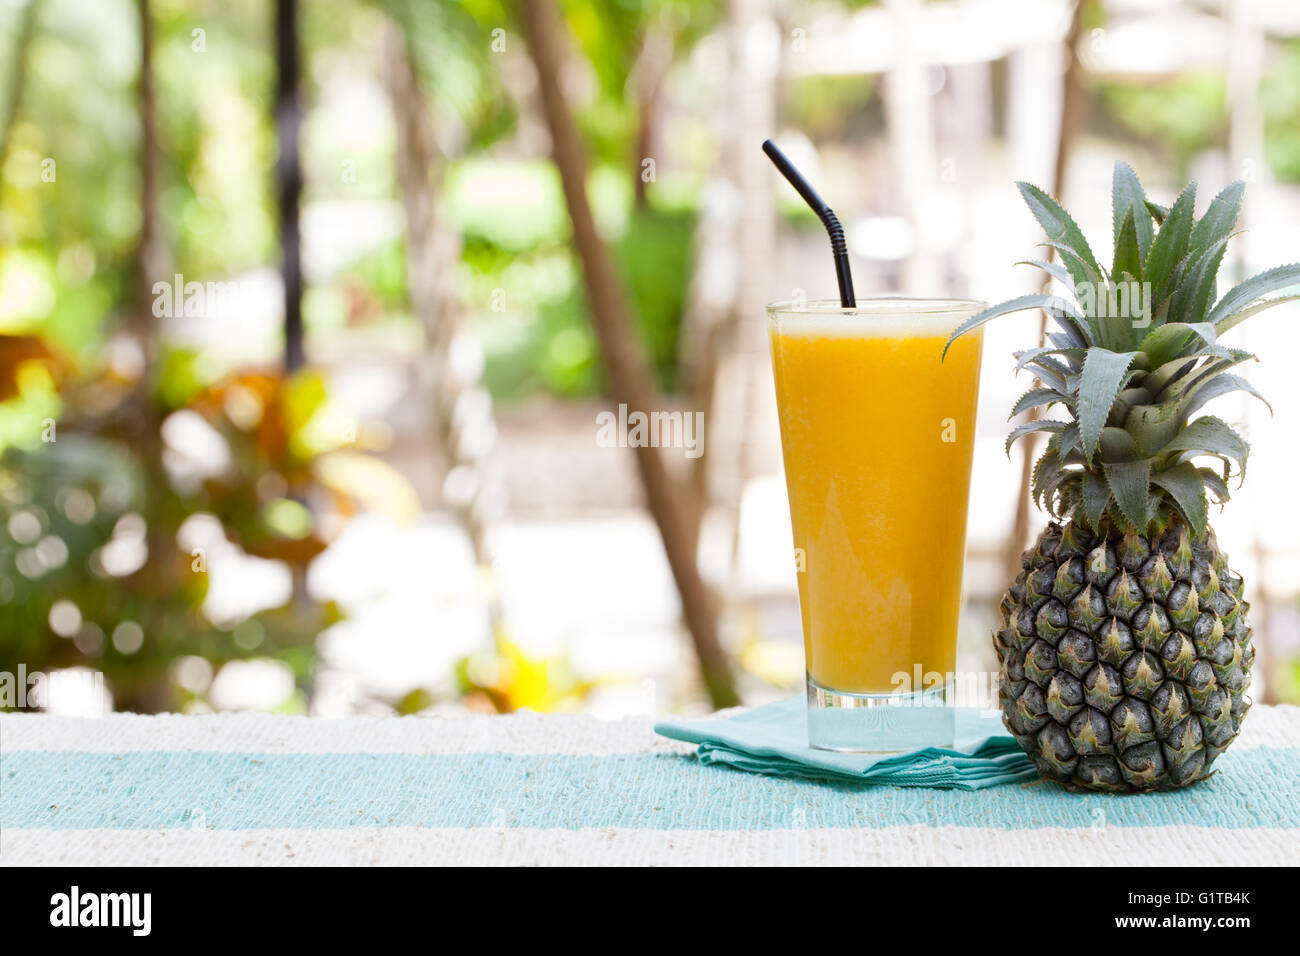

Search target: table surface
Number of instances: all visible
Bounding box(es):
[3,705,1299,866]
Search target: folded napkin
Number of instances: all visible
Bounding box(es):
[655,696,1036,790]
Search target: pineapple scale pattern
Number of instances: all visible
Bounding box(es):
[996,519,1253,791]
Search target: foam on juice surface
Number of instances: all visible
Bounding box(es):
[768,301,982,340]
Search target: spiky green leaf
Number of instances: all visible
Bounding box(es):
[1112,209,1143,282]
[1031,451,1061,510]
[1078,349,1140,459]
[1124,402,1183,458]
[1166,245,1200,292]
[1058,423,1081,459]
[1104,458,1153,530]
[1013,346,1084,374]
[1143,356,1200,399]
[1175,232,1237,325]
[1150,462,1209,538]
[1174,348,1258,400]
[1041,467,1076,514]
[1048,327,1087,350]
[1144,182,1196,302]
[1207,264,1300,329]
[1179,372,1272,419]
[1010,386,1068,418]
[1038,240,1107,286]
[1053,473,1086,518]
[1188,180,1244,259]
[943,294,1080,359]
[1112,162,1154,265]
[1017,181,1103,288]
[1032,365,1070,395]
[1144,199,1170,224]
[1099,426,1139,461]
[1037,239,1108,343]
[1198,467,1230,504]
[1017,259,1075,289]
[1006,419,1067,456]
[1137,322,1224,369]
[1214,294,1300,337]
[1043,301,1095,347]
[1160,415,1249,474]
[1150,294,1173,328]
[1116,386,1155,409]
[1081,470,1111,529]
[1109,270,1153,350]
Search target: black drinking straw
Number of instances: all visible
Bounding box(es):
[762,139,856,308]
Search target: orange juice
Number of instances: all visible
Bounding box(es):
[768,300,984,696]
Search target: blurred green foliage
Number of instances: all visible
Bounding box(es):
[0,0,411,711]
[447,155,697,401]
[0,0,709,714]
[787,75,878,140]
[1262,39,1300,183]
[1097,75,1227,180]
[0,362,350,711]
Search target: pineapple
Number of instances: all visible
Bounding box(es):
[946,163,1300,792]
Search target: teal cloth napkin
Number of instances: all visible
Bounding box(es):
[654,696,1037,790]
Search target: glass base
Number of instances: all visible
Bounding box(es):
[806,676,954,753]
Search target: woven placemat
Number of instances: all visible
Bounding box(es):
[3,706,1298,865]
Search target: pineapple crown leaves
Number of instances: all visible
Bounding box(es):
[947,161,1300,538]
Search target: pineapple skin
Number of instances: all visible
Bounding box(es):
[995,516,1253,792]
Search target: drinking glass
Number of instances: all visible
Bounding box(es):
[767,298,985,751]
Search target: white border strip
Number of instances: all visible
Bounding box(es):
[3,825,1296,866]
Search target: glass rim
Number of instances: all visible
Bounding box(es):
[766,297,986,317]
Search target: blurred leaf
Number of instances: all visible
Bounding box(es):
[457,636,594,714]
[156,347,220,409]
[396,687,435,715]
[313,449,422,526]
[0,334,64,401]
[261,497,314,539]
[281,370,329,437]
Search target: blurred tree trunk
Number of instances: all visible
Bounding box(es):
[124,0,171,713]
[273,0,311,627]
[520,0,739,709]
[135,0,164,344]
[630,27,672,211]
[276,0,304,372]
[1005,0,1086,581]
[382,20,506,651]
[0,0,41,174]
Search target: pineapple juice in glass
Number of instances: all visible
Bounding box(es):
[767,299,985,751]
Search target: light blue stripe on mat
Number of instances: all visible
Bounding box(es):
[3,749,1297,831]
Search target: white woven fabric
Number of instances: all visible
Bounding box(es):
[6,704,1297,753]
[5,825,1298,867]
[0,710,696,755]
